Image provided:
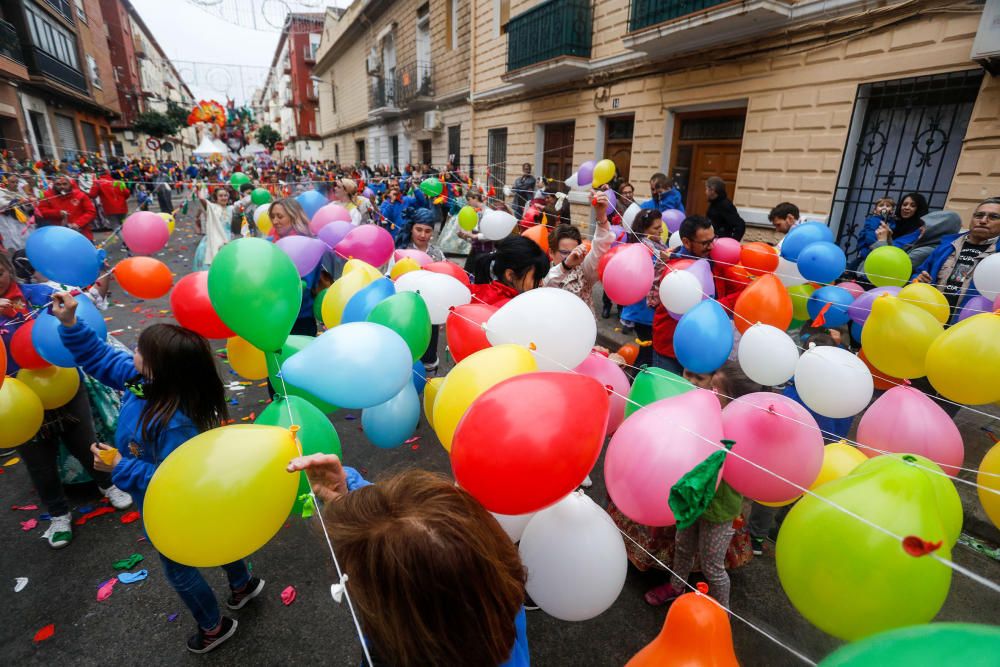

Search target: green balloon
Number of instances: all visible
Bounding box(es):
[625,366,694,418]
[458,205,478,231]
[819,623,1000,666]
[864,245,911,287]
[313,288,327,322]
[366,292,431,361]
[419,178,443,199]
[230,172,251,188]
[788,284,816,321]
[266,335,339,414]
[251,187,272,206]
[207,238,302,353]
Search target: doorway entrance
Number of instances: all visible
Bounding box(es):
[542,121,575,187]
[669,111,746,215]
[603,115,634,184]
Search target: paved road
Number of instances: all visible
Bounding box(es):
[1,212,998,666]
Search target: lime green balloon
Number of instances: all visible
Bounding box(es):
[420,178,443,198]
[864,246,911,287]
[819,623,1000,666]
[366,291,431,361]
[776,454,954,640]
[266,336,338,414]
[251,188,272,206]
[458,206,478,231]
[208,238,302,352]
[625,366,694,418]
[313,288,327,322]
[230,172,251,188]
[787,284,816,321]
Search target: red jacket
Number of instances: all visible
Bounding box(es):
[470,281,519,308]
[35,184,97,240]
[89,175,129,215]
[652,260,745,359]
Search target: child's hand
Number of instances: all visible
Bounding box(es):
[915,271,933,284]
[564,244,586,269]
[287,453,348,505]
[91,443,120,472]
[51,291,78,326]
[875,221,892,242]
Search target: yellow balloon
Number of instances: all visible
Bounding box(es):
[898,282,950,324]
[390,257,421,280]
[759,441,869,507]
[321,259,381,328]
[432,344,537,452]
[977,442,1000,530]
[0,378,44,448]
[16,366,80,410]
[423,376,444,429]
[226,336,268,380]
[256,211,272,235]
[926,312,1000,405]
[158,212,175,235]
[144,424,299,567]
[592,158,616,188]
[860,295,943,379]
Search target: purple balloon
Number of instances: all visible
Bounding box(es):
[847,286,901,326]
[605,189,617,212]
[663,209,685,234]
[336,224,395,267]
[363,187,374,199]
[317,219,354,249]
[577,160,595,188]
[276,235,328,277]
[958,295,993,322]
[686,259,716,299]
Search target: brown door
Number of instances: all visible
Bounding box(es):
[603,116,634,183]
[543,122,575,187]
[688,143,741,215]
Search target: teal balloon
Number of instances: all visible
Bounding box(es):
[361,381,420,448]
[674,300,733,373]
[26,225,100,287]
[819,624,1000,666]
[341,277,395,324]
[266,335,338,414]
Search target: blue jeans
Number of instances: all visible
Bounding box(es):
[651,350,684,375]
[159,554,251,630]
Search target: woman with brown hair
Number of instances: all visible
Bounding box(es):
[288,455,530,666]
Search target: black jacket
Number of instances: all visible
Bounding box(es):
[707,196,745,241]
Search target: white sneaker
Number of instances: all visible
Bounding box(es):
[581,475,593,489]
[101,485,134,510]
[42,514,73,549]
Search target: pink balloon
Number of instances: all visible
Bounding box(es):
[335,224,395,267]
[121,211,169,255]
[710,237,741,267]
[605,389,724,526]
[721,392,824,503]
[394,248,432,267]
[573,352,631,434]
[602,243,654,305]
[856,385,964,474]
[837,281,865,299]
[662,209,685,234]
[309,203,353,235]
[317,220,353,249]
[276,235,328,277]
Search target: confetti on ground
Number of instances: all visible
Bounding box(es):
[97,578,117,601]
[344,414,357,420]
[120,511,141,524]
[404,437,420,445]
[117,569,148,584]
[33,624,54,643]
[20,519,37,531]
[77,505,94,514]
[14,577,27,592]
[11,504,38,511]
[4,457,20,466]
[280,585,297,606]
[75,506,116,525]
[167,613,178,622]
[112,553,144,570]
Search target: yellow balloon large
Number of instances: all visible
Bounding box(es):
[423,376,444,429]
[158,212,175,235]
[16,366,80,410]
[861,295,943,379]
[592,159,616,188]
[390,257,420,280]
[758,440,868,508]
[0,378,44,448]
[321,259,382,328]
[143,424,299,567]
[898,282,950,324]
[226,336,268,380]
[978,443,1000,530]
[432,344,537,452]
[926,312,1000,405]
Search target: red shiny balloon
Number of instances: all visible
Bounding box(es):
[597,244,625,281]
[169,271,235,339]
[10,320,50,370]
[424,260,471,286]
[451,372,610,514]
[445,303,496,362]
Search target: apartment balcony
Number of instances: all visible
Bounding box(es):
[0,19,24,64]
[43,0,73,22]
[504,0,591,85]
[396,61,434,110]
[368,74,400,119]
[30,46,87,92]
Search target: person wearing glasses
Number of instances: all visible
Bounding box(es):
[541,191,613,310]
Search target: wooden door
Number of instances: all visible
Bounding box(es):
[604,116,634,183]
[688,143,741,215]
[543,122,575,186]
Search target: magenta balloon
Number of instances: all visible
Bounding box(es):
[573,352,631,434]
[662,209,685,234]
[577,160,595,187]
[275,235,327,277]
[710,237,741,267]
[602,243,654,305]
[686,259,716,298]
[317,219,354,249]
[958,295,993,322]
[336,224,395,267]
[394,248,433,267]
[837,281,865,300]
[309,203,353,234]
[847,286,901,326]
[122,211,169,255]
[856,386,964,474]
[721,392,824,503]
[605,389,724,526]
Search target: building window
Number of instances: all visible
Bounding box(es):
[86,54,101,89]
[335,143,339,161]
[448,0,459,50]
[447,124,461,167]
[25,2,80,69]
[308,33,320,60]
[355,138,365,163]
[74,0,86,22]
[487,128,508,195]
[495,0,510,37]
[330,84,336,112]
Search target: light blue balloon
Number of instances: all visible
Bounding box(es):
[26,226,100,287]
[361,381,420,449]
[281,321,411,409]
[32,295,109,367]
[674,299,733,374]
[411,360,426,394]
[296,190,328,221]
[796,241,846,284]
[780,221,834,262]
[341,277,395,324]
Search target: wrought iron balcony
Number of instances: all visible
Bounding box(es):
[396,61,433,109]
[44,0,73,22]
[368,73,399,118]
[506,0,592,74]
[0,19,24,64]
[629,0,731,32]
[31,47,87,92]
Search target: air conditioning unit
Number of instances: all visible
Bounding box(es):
[972,0,1000,74]
[366,48,381,75]
[423,110,443,131]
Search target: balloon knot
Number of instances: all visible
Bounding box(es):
[528,342,537,351]
[288,425,300,435]
[767,404,777,414]
[695,582,709,594]
[604,384,614,396]
[902,536,942,557]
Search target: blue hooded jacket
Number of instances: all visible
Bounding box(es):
[857,214,922,261]
[639,188,685,214]
[913,231,1000,316]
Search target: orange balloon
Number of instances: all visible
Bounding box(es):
[733,273,793,333]
[725,263,753,288]
[115,257,173,299]
[521,223,549,255]
[858,348,904,392]
[627,584,738,667]
[617,342,639,366]
[740,242,779,277]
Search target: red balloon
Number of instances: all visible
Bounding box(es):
[169,271,235,339]
[10,320,50,370]
[424,260,471,286]
[451,372,609,514]
[446,303,496,362]
[597,244,625,281]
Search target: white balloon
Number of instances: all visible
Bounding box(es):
[793,346,873,418]
[394,270,471,324]
[658,269,704,314]
[519,492,627,622]
[776,256,807,287]
[668,231,681,248]
[491,511,535,543]
[486,287,596,371]
[564,171,585,191]
[622,202,641,231]
[253,205,269,223]
[973,253,1000,302]
[737,324,799,386]
[479,209,518,241]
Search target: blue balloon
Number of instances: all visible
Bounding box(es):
[780,222,834,262]
[796,241,846,284]
[281,321,411,409]
[26,226,100,287]
[806,285,854,328]
[850,320,864,343]
[411,360,427,394]
[361,382,420,449]
[32,295,109,367]
[296,190,328,221]
[673,299,733,374]
[341,278,395,324]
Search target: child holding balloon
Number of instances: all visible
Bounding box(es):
[541,190,613,309]
[49,292,262,654]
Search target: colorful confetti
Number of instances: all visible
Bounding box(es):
[20,518,37,531]
[280,585,297,606]
[75,506,116,525]
[33,624,54,643]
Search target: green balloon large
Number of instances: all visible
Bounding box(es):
[208,238,302,352]
[266,335,338,414]
[625,366,693,417]
[819,623,1000,666]
[366,291,431,361]
[776,454,958,640]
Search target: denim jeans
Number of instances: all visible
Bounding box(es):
[651,350,684,375]
[159,554,251,630]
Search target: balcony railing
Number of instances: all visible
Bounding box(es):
[396,61,433,107]
[368,74,397,111]
[44,0,73,22]
[629,0,732,32]
[506,0,592,72]
[31,47,87,92]
[0,19,24,64]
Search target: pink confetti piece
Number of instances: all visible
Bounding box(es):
[404,437,420,445]
[97,578,117,601]
[20,518,38,531]
[120,511,141,524]
[11,504,39,511]
[280,585,296,606]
